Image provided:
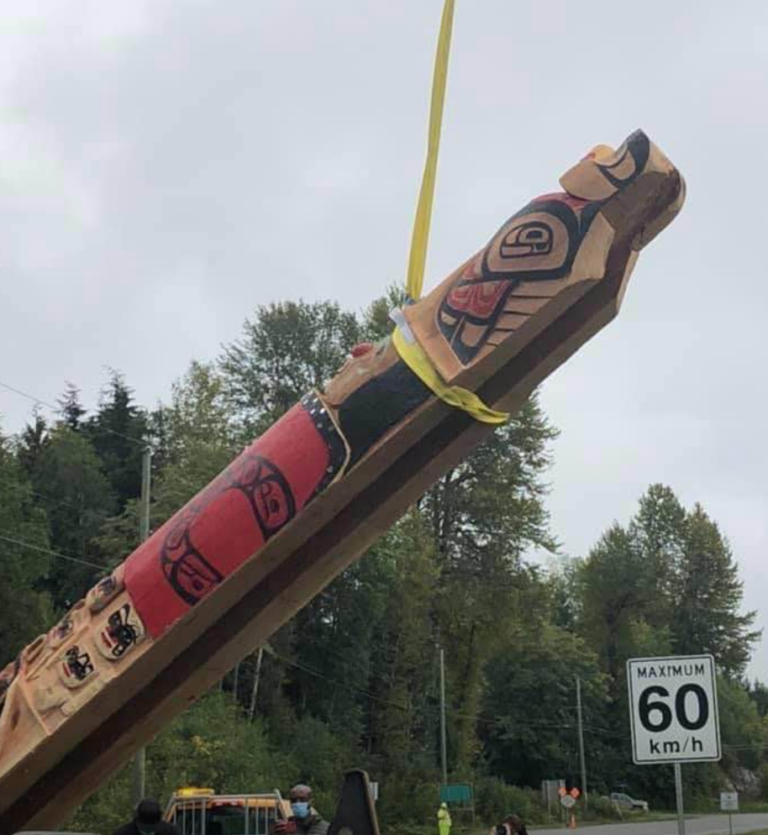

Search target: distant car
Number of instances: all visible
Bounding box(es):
[609,792,649,812]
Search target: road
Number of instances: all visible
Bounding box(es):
[535,814,768,835]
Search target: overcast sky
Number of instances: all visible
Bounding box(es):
[1,1,766,681]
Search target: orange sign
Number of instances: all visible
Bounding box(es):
[570,788,581,799]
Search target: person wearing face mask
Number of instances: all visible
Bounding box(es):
[273,783,329,835]
[111,798,182,835]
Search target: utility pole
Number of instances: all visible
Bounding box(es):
[132,448,152,808]
[440,648,448,786]
[576,676,588,810]
[249,646,265,721]
[233,662,241,704]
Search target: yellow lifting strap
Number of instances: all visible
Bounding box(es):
[405,0,455,304]
[395,0,508,425]
[392,328,508,426]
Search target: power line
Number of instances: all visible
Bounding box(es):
[0,528,89,561]
[269,649,416,713]
[0,475,82,514]
[0,379,146,449]
[271,649,609,737]
[0,533,108,571]
[723,741,768,751]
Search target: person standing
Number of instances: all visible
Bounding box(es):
[111,798,181,835]
[490,814,529,835]
[437,802,452,835]
[273,783,329,835]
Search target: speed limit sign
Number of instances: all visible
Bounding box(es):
[627,655,721,764]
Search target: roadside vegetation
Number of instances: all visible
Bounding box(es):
[1,295,765,834]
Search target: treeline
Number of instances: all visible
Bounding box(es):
[0,295,765,834]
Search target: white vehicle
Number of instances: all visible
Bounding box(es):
[610,792,649,812]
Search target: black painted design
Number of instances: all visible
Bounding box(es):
[337,359,431,467]
[161,518,224,607]
[437,198,602,365]
[64,646,94,682]
[596,130,650,189]
[499,221,553,258]
[54,617,74,642]
[97,575,117,599]
[434,131,651,367]
[105,604,140,658]
[225,454,297,540]
[480,198,585,282]
[301,392,348,495]
[159,449,298,607]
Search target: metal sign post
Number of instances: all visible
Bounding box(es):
[674,763,685,835]
[560,793,576,830]
[720,791,739,835]
[627,655,722,835]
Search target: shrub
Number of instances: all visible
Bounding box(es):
[475,777,542,825]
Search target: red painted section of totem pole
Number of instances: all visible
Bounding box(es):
[124,404,330,638]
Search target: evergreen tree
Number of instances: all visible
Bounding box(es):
[84,370,148,508]
[97,362,236,566]
[57,382,86,430]
[152,361,235,523]
[576,486,763,805]
[287,549,389,739]
[746,680,768,718]
[716,675,768,772]
[629,483,687,625]
[31,427,116,609]
[672,504,759,676]
[16,408,50,476]
[579,523,656,686]
[481,616,607,788]
[547,556,583,631]
[0,429,53,662]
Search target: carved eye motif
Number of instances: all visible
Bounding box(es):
[254,465,294,534]
[499,222,553,259]
[228,454,297,540]
[161,528,223,607]
[97,603,146,661]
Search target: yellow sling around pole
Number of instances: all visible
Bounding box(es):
[393,327,508,425]
[396,0,509,425]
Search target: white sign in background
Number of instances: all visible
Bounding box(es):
[720,792,739,812]
[627,655,721,765]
